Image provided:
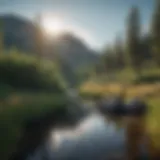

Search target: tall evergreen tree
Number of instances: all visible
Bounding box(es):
[103,47,117,72]
[114,36,125,70]
[0,19,3,54]
[34,14,44,57]
[126,6,142,72]
[141,35,152,63]
[151,0,160,66]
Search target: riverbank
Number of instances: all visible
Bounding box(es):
[80,82,160,156]
[0,92,69,160]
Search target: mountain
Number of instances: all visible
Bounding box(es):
[0,14,99,71]
[0,14,99,87]
[0,14,36,53]
[51,33,99,70]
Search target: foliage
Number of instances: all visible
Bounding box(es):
[133,75,160,84]
[0,50,69,160]
[0,83,13,100]
[76,66,92,85]
[92,3,160,82]
[0,18,3,53]
[103,47,118,72]
[114,36,125,69]
[57,57,78,88]
[0,52,67,93]
[151,0,160,66]
[140,35,152,63]
[34,15,44,57]
[102,38,126,74]
[126,6,142,72]
[0,93,68,160]
[147,98,160,150]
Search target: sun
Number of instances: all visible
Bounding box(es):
[41,13,97,48]
[42,16,64,36]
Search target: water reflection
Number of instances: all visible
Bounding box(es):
[27,113,127,160]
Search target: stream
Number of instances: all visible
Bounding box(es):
[26,112,147,160]
[25,89,148,160]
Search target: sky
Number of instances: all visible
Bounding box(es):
[0,0,155,49]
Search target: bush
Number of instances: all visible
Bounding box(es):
[0,53,66,92]
[0,83,13,100]
[0,52,69,160]
[133,74,160,84]
[0,93,68,160]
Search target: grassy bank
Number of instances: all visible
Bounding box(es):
[147,98,160,150]
[90,67,160,84]
[0,52,70,160]
[80,82,160,152]
[0,92,68,160]
[80,82,160,98]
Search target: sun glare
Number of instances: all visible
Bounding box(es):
[42,16,64,36]
[41,13,97,48]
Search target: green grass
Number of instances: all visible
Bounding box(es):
[0,53,67,92]
[91,67,160,84]
[147,98,160,149]
[0,92,68,160]
[0,52,69,160]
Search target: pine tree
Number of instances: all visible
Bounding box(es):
[103,47,117,72]
[0,19,3,54]
[34,14,44,58]
[114,36,125,70]
[126,6,142,73]
[151,0,160,66]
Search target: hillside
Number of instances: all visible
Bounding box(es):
[0,14,99,71]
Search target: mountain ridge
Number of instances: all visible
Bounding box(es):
[0,14,100,71]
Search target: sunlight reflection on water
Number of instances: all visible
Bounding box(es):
[48,113,126,159]
[28,113,127,160]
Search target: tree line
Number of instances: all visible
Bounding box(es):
[97,0,160,76]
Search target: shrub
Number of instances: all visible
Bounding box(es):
[133,74,160,84]
[0,52,69,160]
[0,53,66,93]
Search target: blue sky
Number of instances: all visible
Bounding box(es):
[0,0,154,49]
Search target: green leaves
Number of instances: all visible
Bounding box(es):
[126,6,142,71]
[0,52,66,93]
[151,0,160,66]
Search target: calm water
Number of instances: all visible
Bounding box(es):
[27,112,131,160]
[26,90,148,160]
